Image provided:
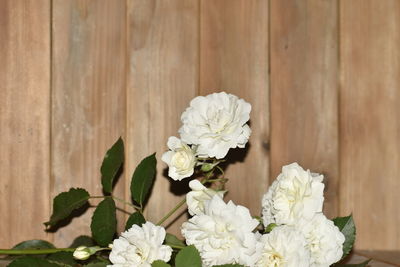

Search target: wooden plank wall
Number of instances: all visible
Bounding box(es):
[126,0,199,235]
[0,0,51,246]
[0,0,399,250]
[340,0,400,250]
[51,0,127,247]
[200,0,270,219]
[269,0,339,219]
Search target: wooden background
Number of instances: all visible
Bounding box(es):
[0,0,399,251]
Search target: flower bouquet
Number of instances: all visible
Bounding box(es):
[1,92,368,267]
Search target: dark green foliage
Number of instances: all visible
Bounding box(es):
[101,138,124,194]
[91,198,117,246]
[44,188,90,227]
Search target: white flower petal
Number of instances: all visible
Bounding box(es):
[167,136,182,150]
[108,222,172,267]
[296,213,345,267]
[186,180,225,216]
[255,225,311,267]
[182,196,260,267]
[262,162,325,226]
[179,92,251,159]
[162,137,196,181]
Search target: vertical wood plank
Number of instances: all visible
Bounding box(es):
[52,0,127,246]
[126,0,199,235]
[270,0,339,218]
[0,0,51,247]
[200,0,269,215]
[340,0,400,249]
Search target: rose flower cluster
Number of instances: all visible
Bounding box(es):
[108,92,345,267]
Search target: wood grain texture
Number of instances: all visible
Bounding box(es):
[0,0,51,247]
[356,251,400,266]
[346,252,399,267]
[270,0,339,218]
[126,0,199,235]
[200,0,269,215]
[51,0,127,246]
[340,0,400,250]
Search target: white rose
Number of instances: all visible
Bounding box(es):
[181,195,260,267]
[255,225,311,267]
[296,213,345,267]
[186,180,225,216]
[108,222,172,267]
[179,92,251,159]
[262,163,325,226]
[161,136,196,181]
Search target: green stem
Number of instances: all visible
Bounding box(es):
[206,178,228,183]
[156,198,186,226]
[216,165,225,178]
[90,196,140,210]
[0,248,75,255]
[168,244,186,250]
[156,164,226,227]
[112,195,141,210]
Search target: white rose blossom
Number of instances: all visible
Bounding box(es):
[296,213,345,267]
[108,222,172,267]
[262,163,325,226]
[179,92,251,159]
[161,136,197,181]
[186,179,225,216]
[182,195,260,267]
[255,225,311,267]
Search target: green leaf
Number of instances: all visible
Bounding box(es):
[175,245,201,267]
[125,212,146,230]
[152,260,171,267]
[8,257,61,267]
[69,235,95,248]
[333,215,356,258]
[101,137,124,194]
[335,259,371,267]
[130,153,157,207]
[12,240,55,250]
[44,188,90,227]
[265,223,277,233]
[46,252,76,266]
[212,265,246,267]
[91,198,117,246]
[165,233,185,249]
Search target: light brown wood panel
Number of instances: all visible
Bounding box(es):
[52,0,127,246]
[126,0,199,235]
[270,0,339,218]
[0,0,51,247]
[200,0,269,215]
[340,0,400,250]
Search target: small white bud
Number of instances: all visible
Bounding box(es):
[73,246,91,260]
